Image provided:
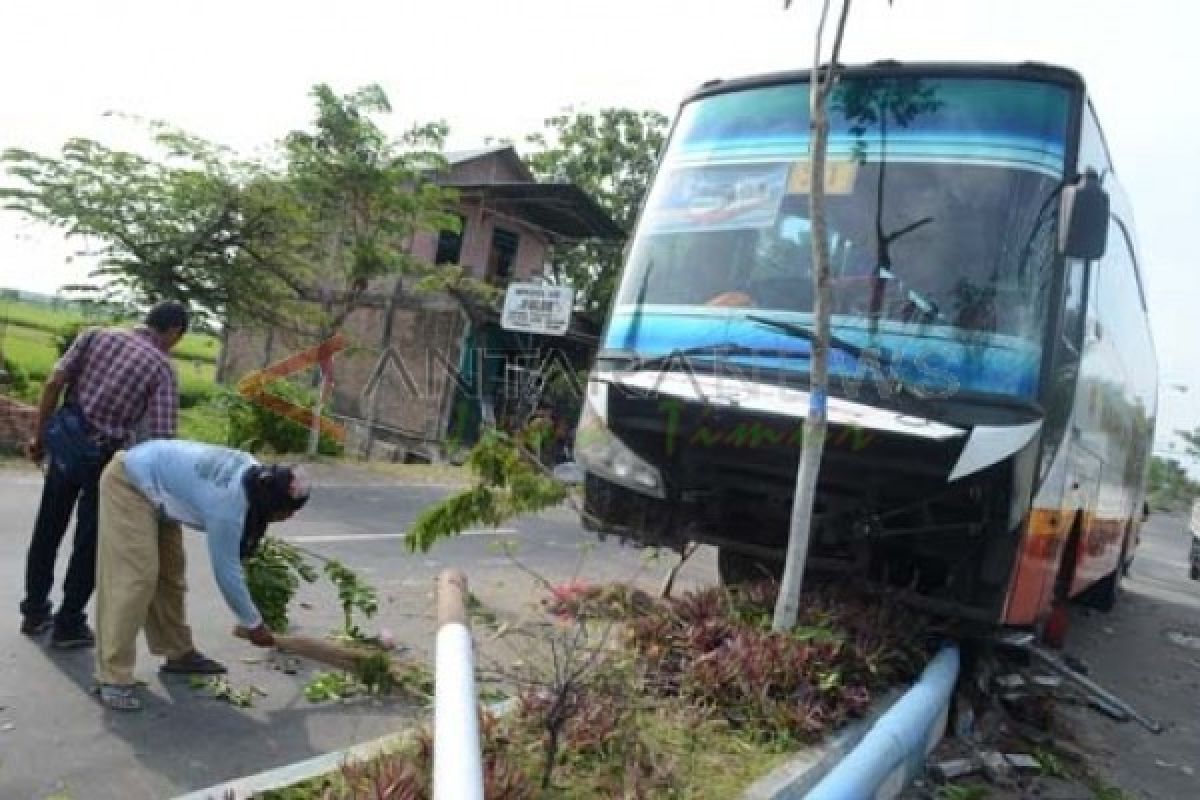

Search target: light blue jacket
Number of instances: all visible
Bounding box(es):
[123,440,263,628]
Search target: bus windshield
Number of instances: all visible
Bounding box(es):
[608,76,1072,402]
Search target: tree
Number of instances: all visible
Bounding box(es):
[773,0,854,632]
[282,83,462,453]
[1179,427,1200,459]
[523,108,669,319]
[283,84,461,331]
[0,121,312,328]
[1147,455,1200,511]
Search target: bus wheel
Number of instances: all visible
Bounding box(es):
[717,548,782,586]
[1080,565,1121,612]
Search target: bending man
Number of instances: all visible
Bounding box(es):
[94,439,310,711]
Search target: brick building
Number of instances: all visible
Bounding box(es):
[218,146,621,461]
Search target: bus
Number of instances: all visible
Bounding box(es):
[576,62,1157,640]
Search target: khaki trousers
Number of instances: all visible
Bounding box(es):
[95,452,194,686]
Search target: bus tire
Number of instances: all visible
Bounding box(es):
[717,548,782,586]
[1190,563,1199,581]
[1081,565,1121,612]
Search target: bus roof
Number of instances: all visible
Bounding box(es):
[684,61,1086,105]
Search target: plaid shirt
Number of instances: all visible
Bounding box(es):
[56,326,178,446]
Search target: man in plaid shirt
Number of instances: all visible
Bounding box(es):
[20,301,189,648]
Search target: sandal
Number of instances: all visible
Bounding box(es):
[161,650,227,675]
[96,684,143,712]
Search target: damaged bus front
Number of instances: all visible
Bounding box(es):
[577,62,1156,632]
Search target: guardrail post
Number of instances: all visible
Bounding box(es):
[434,568,484,800]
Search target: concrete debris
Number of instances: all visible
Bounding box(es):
[980,750,1016,785]
[1003,753,1041,772]
[1051,739,1088,764]
[994,673,1025,689]
[932,758,978,781]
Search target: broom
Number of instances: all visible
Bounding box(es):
[234,627,414,683]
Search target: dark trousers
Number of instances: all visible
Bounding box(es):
[20,439,113,627]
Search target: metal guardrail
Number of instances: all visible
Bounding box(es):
[433,569,484,800]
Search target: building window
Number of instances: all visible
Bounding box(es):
[435,214,467,265]
[488,227,519,284]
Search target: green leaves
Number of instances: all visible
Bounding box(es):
[245,537,320,632]
[189,676,266,708]
[283,84,458,328]
[323,557,378,639]
[523,108,669,320]
[1,124,315,328]
[406,426,569,553]
[303,671,363,703]
[1,82,456,332]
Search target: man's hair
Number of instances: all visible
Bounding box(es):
[144,301,190,334]
[241,465,311,559]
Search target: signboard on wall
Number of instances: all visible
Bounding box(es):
[501,283,575,336]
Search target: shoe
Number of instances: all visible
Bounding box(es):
[51,621,96,649]
[161,650,227,675]
[94,683,143,712]
[20,613,53,636]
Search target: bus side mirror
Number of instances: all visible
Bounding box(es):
[1058,169,1110,260]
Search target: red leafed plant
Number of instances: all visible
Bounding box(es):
[254,715,534,800]
[576,580,930,745]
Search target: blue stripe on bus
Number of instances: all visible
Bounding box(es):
[604,310,1041,401]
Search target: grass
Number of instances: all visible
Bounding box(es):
[1,298,219,364]
[255,583,929,799]
[0,298,94,333]
[255,703,794,800]
[2,318,218,407]
[1,325,59,379]
[179,402,230,444]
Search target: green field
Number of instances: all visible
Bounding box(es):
[1,299,219,407]
[1,297,340,454]
[0,298,220,364]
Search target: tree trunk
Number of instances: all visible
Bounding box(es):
[773,0,851,632]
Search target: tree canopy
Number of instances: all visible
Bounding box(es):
[1147,454,1199,511]
[284,84,461,329]
[523,108,669,319]
[1,122,312,328]
[1179,426,1200,460]
[0,84,462,333]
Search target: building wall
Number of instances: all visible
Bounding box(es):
[219,150,567,454]
[222,292,468,457]
[0,396,35,451]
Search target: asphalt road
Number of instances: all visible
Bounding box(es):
[1064,510,1200,798]
[5,458,1194,800]
[0,464,716,800]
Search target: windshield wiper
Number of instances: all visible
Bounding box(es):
[746,315,893,369]
[603,342,811,372]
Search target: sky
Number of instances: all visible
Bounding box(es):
[0,0,1197,458]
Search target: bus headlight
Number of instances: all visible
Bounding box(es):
[575,381,665,498]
